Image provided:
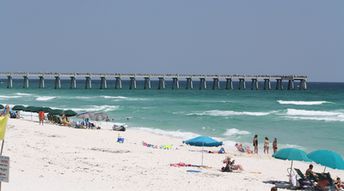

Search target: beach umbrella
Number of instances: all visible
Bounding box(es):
[12,105,26,111]
[63,110,77,117]
[49,109,64,116]
[307,150,344,172]
[183,136,223,166]
[41,107,53,113]
[23,106,42,113]
[273,148,312,174]
[76,112,109,121]
[0,105,4,109]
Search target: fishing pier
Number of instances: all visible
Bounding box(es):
[0,72,308,90]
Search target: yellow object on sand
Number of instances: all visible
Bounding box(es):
[0,115,9,140]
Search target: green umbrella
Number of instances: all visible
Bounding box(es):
[24,106,42,113]
[12,105,26,111]
[0,105,4,109]
[273,148,312,174]
[41,107,53,113]
[307,150,344,172]
[49,109,64,116]
[63,110,77,117]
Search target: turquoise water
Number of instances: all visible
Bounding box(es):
[0,80,343,155]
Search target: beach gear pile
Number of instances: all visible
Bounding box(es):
[142,141,173,150]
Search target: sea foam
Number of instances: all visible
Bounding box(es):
[36,96,56,101]
[277,100,330,105]
[223,128,251,136]
[285,109,344,122]
[187,110,273,117]
[134,127,199,140]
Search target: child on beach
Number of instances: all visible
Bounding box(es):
[38,111,45,125]
[273,138,278,154]
[264,137,269,154]
[253,135,258,154]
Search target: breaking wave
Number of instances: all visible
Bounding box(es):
[285,109,344,122]
[277,100,330,105]
[35,96,56,101]
[134,127,199,140]
[223,128,251,136]
[187,110,273,117]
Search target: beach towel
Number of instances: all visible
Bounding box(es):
[0,114,9,140]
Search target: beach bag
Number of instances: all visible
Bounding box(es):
[289,174,298,187]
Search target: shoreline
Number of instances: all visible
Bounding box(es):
[3,118,344,190]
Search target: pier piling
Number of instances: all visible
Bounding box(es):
[276,79,283,90]
[144,77,151,89]
[85,76,92,89]
[100,77,107,89]
[239,78,246,90]
[39,76,45,89]
[199,78,206,90]
[264,79,271,90]
[226,78,233,90]
[54,76,61,89]
[288,80,294,90]
[7,76,12,89]
[115,77,122,89]
[251,79,259,90]
[172,77,179,89]
[158,77,165,89]
[70,76,77,89]
[212,78,220,90]
[300,79,307,90]
[186,78,193,89]
[130,77,137,89]
[23,76,29,88]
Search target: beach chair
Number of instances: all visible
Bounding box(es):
[316,173,336,191]
[294,168,314,189]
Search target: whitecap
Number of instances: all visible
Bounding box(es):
[53,105,119,112]
[15,93,32,96]
[101,96,128,99]
[133,127,199,140]
[284,109,344,122]
[277,100,330,105]
[187,110,273,117]
[223,128,251,136]
[35,96,56,101]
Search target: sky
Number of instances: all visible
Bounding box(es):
[0,0,343,82]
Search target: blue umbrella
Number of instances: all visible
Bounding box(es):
[307,149,344,172]
[183,136,223,166]
[273,148,312,175]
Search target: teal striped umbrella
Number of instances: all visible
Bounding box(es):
[273,148,312,174]
[307,150,344,171]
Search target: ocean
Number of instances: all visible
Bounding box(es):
[0,79,343,155]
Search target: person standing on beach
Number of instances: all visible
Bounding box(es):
[264,137,269,154]
[38,111,45,125]
[272,138,278,154]
[253,135,258,154]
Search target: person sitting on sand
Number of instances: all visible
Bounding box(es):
[235,143,245,153]
[245,145,253,154]
[221,156,243,172]
[335,177,344,191]
[218,147,225,154]
[305,164,318,180]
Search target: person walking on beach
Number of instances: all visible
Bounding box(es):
[38,111,45,125]
[253,135,258,154]
[272,138,278,154]
[264,137,269,154]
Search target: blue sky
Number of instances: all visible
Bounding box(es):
[0,0,343,82]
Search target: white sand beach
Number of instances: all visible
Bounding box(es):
[2,118,344,191]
